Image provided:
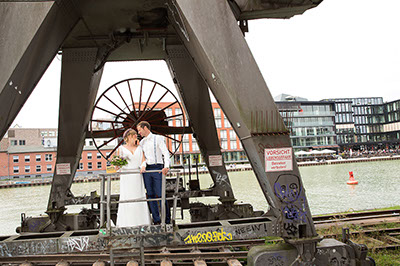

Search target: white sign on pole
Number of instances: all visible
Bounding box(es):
[56,163,71,175]
[265,148,293,172]
[208,155,223,167]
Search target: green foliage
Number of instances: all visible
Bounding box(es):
[368,250,400,266]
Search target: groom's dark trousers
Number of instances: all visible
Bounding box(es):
[143,164,171,224]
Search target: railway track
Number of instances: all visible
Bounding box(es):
[1,210,399,265]
[0,239,264,265]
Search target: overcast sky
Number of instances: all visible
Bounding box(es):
[12,0,400,128]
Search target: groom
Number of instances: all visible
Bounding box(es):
[137,121,171,225]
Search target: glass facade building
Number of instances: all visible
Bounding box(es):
[324,97,400,150]
[276,101,337,151]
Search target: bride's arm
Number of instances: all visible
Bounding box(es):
[140,150,146,173]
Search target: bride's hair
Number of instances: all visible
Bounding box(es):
[123,128,137,143]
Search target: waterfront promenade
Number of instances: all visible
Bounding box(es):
[1,154,399,189]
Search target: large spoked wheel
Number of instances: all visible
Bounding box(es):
[89,78,186,160]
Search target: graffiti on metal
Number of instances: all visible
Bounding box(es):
[267,254,285,266]
[108,233,174,248]
[233,223,268,237]
[274,174,310,237]
[59,236,105,253]
[0,240,58,257]
[183,228,232,244]
[66,236,89,251]
[112,225,171,236]
[212,170,231,188]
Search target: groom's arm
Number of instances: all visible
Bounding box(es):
[159,136,170,175]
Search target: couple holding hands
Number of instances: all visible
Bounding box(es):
[116,121,171,227]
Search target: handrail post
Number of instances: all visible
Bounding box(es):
[100,174,105,227]
[172,172,180,225]
[107,174,112,233]
[161,172,166,228]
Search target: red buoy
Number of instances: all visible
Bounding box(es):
[347,171,358,185]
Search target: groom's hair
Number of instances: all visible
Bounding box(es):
[137,121,151,130]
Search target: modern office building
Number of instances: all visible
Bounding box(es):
[324,97,400,150]
[383,99,400,146]
[2,96,399,178]
[275,98,338,151]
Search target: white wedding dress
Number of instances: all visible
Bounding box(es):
[116,145,151,227]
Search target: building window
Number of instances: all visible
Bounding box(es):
[25,166,30,173]
[88,162,92,169]
[230,140,237,149]
[97,152,101,159]
[183,142,190,152]
[215,119,222,128]
[47,165,52,172]
[229,130,236,140]
[97,162,102,169]
[13,156,19,163]
[192,142,199,151]
[45,154,53,161]
[165,108,173,126]
[224,118,231,128]
[19,140,26,145]
[36,165,41,172]
[221,140,228,150]
[25,155,30,162]
[79,163,84,170]
[13,166,19,173]
[36,154,41,162]
[214,108,221,118]
[220,130,227,140]
[11,140,18,146]
[87,153,92,160]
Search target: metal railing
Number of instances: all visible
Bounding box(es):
[99,169,181,234]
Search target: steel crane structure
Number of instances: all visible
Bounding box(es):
[0,0,374,264]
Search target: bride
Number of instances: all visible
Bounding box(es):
[115,128,151,227]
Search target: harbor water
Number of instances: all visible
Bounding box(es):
[0,160,399,236]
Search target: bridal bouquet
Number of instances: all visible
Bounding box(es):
[110,155,128,167]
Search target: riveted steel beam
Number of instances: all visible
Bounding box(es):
[166,45,235,202]
[47,48,103,221]
[0,1,79,139]
[168,0,317,239]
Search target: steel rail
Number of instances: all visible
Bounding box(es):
[313,209,400,223]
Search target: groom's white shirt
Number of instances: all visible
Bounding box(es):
[140,132,170,168]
